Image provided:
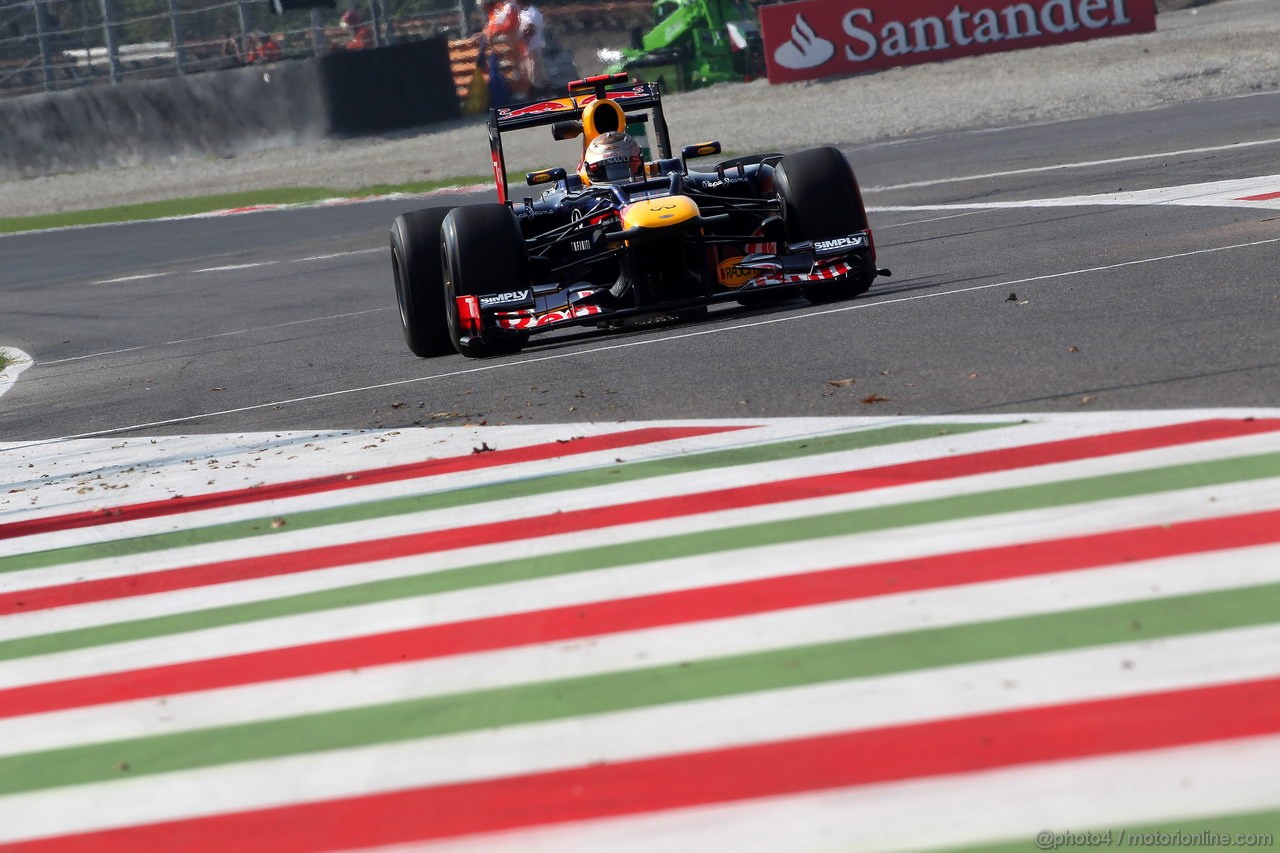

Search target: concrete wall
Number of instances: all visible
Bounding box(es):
[0,37,459,179]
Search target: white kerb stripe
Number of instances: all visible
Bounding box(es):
[4,603,1280,759]
[1,484,1277,688]
[398,736,1280,853]
[1,623,1278,843]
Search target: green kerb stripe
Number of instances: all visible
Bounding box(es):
[6,581,1278,796]
[0,422,1010,574]
[3,450,1277,662]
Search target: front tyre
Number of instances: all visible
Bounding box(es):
[441,204,531,358]
[391,207,455,357]
[775,146,877,304]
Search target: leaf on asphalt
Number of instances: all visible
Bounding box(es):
[860,393,890,404]
[828,378,856,387]
[1005,292,1018,302]
[1068,345,1080,353]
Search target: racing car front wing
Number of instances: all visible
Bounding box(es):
[484,246,870,333]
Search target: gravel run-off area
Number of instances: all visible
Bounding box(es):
[1,0,1275,219]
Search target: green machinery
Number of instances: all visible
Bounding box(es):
[605,0,764,92]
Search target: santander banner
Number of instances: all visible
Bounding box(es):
[760,0,1155,84]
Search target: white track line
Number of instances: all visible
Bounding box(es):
[9,236,1280,451]
[36,309,389,366]
[872,174,1280,212]
[91,248,381,286]
[864,137,1280,192]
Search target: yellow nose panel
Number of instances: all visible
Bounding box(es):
[621,196,700,230]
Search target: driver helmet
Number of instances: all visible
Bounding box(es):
[581,131,644,185]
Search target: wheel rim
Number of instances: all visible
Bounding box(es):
[391,245,410,329]
[441,237,463,346]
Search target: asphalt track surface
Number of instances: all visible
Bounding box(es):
[2,89,1279,443]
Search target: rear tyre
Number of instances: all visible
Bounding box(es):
[441,204,531,358]
[392,206,456,358]
[775,146,877,304]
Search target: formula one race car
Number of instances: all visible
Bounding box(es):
[391,73,889,358]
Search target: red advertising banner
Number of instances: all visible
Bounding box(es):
[760,0,1156,84]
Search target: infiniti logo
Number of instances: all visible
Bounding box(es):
[773,14,835,70]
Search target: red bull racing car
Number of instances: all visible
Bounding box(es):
[391,73,890,358]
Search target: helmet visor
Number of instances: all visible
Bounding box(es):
[587,157,637,184]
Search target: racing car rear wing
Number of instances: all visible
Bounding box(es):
[493,82,663,132]
[487,74,673,204]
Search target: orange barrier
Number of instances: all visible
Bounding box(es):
[449,36,483,100]
[448,36,529,108]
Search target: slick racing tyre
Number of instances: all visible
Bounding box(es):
[441,204,531,358]
[775,146,877,304]
[391,206,456,358]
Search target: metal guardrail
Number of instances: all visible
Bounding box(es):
[0,0,468,97]
[0,0,658,98]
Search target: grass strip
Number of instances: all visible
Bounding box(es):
[0,176,503,235]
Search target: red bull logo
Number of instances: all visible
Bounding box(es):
[499,99,572,119]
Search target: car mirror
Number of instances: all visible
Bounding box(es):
[682,142,721,160]
[526,167,567,186]
[552,121,583,141]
